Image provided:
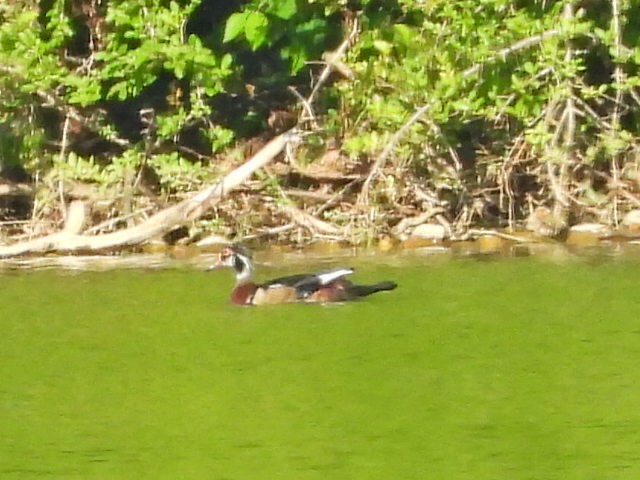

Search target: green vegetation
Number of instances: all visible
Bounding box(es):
[1,0,639,242]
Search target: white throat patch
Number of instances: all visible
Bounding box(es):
[234,254,253,283]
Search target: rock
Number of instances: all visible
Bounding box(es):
[569,223,610,235]
[196,234,229,251]
[267,244,294,254]
[449,240,477,256]
[401,236,439,249]
[309,240,343,254]
[511,244,531,257]
[143,240,168,254]
[565,231,600,246]
[170,244,199,260]
[622,210,640,231]
[411,223,447,240]
[565,223,610,246]
[477,235,506,253]
[377,236,396,252]
[525,206,568,237]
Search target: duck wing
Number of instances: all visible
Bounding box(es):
[292,268,355,298]
[261,273,313,288]
[261,268,354,298]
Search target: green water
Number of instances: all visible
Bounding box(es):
[2,255,640,479]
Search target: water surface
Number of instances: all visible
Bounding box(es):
[2,255,640,479]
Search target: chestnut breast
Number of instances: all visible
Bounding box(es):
[230,283,258,305]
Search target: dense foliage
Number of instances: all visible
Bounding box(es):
[1,0,639,238]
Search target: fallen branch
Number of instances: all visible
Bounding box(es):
[283,204,339,235]
[391,208,445,236]
[466,228,534,243]
[0,130,298,257]
[83,206,155,235]
[239,223,296,241]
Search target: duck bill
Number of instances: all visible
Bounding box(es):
[207,258,225,271]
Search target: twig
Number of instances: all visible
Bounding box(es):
[239,223,296,241]
[462,29,562,78]
[550,104,569,147]
[58,115,71,221]
[501,157,517,229]
[418,116,462,172]
[315,177,364,215]
[467,228,533,243]
[571,94,612,130]
[357,103,433,206]
[0,220,32,226]
[563,95,577,149]
[494,67,554,121]
[562,4,577,150]
[629,88,640,109]
[283,205,339,235]
[618,189,640,208]
[284,189,333,202]
[391,208,445,236]
[263,168,339,235]
[306,18,359,107]
[83,206,155,234]
[610,0,624,226]
[28,170,41,240]
[288,86,318,129]
[546,161,570,207]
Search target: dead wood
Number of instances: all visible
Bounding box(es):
[0,130,297,258]
[283,204,339,235]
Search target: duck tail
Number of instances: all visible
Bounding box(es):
[347,281,397,298]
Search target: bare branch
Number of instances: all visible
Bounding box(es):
[462,29,562,79]
[610,0,625,225]
[306,18,359,107]
[357,103,433,206]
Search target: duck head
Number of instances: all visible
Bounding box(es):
[210,244,253,283]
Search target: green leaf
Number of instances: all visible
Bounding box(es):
[223,12,247,43]
[373,40,393,56]
[107,81,129,100]
[392,24,414,48]
[271,0,297,20]
[220,53,233,70]
[245,12,269,50]
[281,44,307,73]
[174,62,185,79]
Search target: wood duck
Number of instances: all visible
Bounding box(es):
[211,245,397,305]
